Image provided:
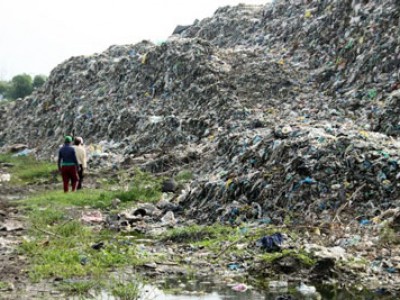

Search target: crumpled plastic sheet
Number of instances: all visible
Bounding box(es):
[256,232,284,252]
[81,211,103,223]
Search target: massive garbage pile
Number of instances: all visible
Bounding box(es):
[1,0,400,224]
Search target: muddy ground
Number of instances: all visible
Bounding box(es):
[1,175,400,300]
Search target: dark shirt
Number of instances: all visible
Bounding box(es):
[58,144,78,168]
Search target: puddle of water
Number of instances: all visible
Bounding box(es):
[94,284,265,300]
[77,278,398,300]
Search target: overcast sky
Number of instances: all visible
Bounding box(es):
[0,0,268,80]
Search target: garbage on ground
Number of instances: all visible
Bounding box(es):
[91,242,105,250]
[0,173,11,182]
[297,282,317,296]
[0,219,24,232]
[256,233,284,252]
[2,1,400,229]
[3,0,400,296]
[268,280,288,292]
[231,283,248,292]
[80,211,103,224]
[227,263,240,271]
[304,244,347,261]
[161,211,176,226]
[11,149,35,157]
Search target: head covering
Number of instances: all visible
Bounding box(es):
[64,136,73,143]
[74,136,83,145]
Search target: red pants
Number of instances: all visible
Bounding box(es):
[61,166,78,192]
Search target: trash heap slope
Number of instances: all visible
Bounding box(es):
[0,39,304,159]
[182,122,400,224]
[1,0,400,224]
[179,0,400,136]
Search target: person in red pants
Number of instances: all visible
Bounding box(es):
[58,136,79,192]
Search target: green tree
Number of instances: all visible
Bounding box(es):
[0,81,10,98]
[9,74,32,99]
[32,75,46,89]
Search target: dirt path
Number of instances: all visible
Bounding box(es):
[0,185,65,299]
[0,197,27,297]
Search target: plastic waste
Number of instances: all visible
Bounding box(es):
[81,211,103,223]
[231,283,248,292]
[256,233,283,252]
[0,173,11,182]
[161,211,176,226]
[297,282,317,295]
[268,280,288,292]
[227,263,240,271]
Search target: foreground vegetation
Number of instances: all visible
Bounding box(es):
[4,154,391,299]
[0,153,55,185]
[0,153,164,298]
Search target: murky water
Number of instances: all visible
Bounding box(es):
[79,277,398,300]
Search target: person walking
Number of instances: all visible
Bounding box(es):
[58,136,79,192]
[73,136,87,190]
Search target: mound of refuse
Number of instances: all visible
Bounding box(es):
[2,0,400,224]
[0,39,304,162]
[179,0,400,136]
[182,121,400,224]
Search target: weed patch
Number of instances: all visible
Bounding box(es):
[164,224,238,243]
[174,170,193,182]
[20,228,153,282]
[260,249,316,267]
[111,281,140,300]
[0,153,56,184]
[0,281,9,290]
[58,280,101,296]
[114,170,162,203]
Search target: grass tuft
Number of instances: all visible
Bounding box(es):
[0,281,9,290]
[0,153,56,184]
[174,170,193,182]
[112,281,140,300]
[260,249,316,267]
[58,280,100,296]
[164,224,238,243]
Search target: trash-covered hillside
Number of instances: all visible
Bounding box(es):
[2,0,400,224]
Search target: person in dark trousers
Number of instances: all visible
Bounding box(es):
[73,136,87,190]
[58,136,79,192]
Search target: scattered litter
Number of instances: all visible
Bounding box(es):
[268,280,288,292]
[297,282,317,296]
[231,283,248,292]
[0,220,24,232]
[81,211,103,224]
[161,211,176,226]
[0,173,11,182]
[256,233,284,252]
[91,242,105,250]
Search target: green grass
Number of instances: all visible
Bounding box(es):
[174,170,193,182]
[115,169,162,203]
[18,169,163,284]
[20,222,153,282]
[0,153,56,184]
[163,224,238,243]
[0,281,8,290]
[20,176,162,210]
[21,190,118,209]
[58,280,101,296]
[111,281,140,300]
[260,249,316,267]
[0,99,13,106]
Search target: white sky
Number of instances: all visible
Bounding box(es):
[0,0,268,80]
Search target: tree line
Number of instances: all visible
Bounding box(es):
[0,74,47,101]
